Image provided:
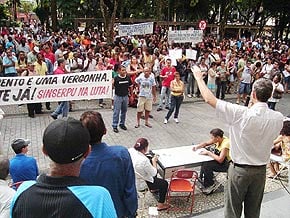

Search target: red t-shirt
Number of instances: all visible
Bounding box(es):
[160,66,176,87]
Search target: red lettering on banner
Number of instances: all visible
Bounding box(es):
[37,88,77,99]
[78,87,89,96]
[90,86,108,95]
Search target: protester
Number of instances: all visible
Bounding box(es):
[0,156,16,218]
[9,138,39,185]
[268,73,284,110]
[135,66,156,128]
[80,111,138,218]
[21,62,42,117]
[2,49,17,77]
[112,64,132,133]
[192,128,231,194]
[11,117,116,218]
[157,58,175,111]
[128,138,169,211]
[164,71,184,124]
[192,65,284,218]
[50,59,69,119]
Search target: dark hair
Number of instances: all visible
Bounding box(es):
[252,78,273,102]
[280,121,290,136]
[0,157,9,180]
[274,73,282,83]
[210,128,224,138]
[134,138,149,152]
[80,111,106,144]
[13,146,26,154]
[255,62,262,68]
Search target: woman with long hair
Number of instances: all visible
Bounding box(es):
[127,55,143,107]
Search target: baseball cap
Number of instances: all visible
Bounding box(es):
[11,138,30,152]
[43,117,90,164]
[33,46,40,53]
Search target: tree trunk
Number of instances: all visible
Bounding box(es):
[51,0,57,31]
[100,0,118,44]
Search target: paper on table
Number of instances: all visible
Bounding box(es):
[193,148,207,155]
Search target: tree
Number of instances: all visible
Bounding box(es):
[20,1,35,23]
[0,3,9,24]
[100,0,118,44]
[8,0,21,20]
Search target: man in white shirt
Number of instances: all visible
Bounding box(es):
[0,157,16,218]
[192,66,284,218]
[83,52,96,72]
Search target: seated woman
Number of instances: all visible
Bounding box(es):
[192,128,231,194]
[128,138,169,211]
[269,119,290,178]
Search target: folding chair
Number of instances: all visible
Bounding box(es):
[270,154,289,180]
[135,172,149,218]
[166,169,198,214]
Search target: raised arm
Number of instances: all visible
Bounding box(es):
[192,65,217,108]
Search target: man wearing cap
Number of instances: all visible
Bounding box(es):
[9,139,39,184]
[80,111,138,218]
[11,117,116,218]
[27,46,39,63]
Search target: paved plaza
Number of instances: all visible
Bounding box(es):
[0,94,289,217]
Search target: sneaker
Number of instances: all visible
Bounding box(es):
[119,125,127,130]
[149,114,154,119]
[157,108,162,112]
[164,119,168,124]
[187,94,192,98]
[202,183,218,195]
[113,128,119,133]
[174,118,179,123]
[236,100,240,104]
[99,103,104,108]
[165,106,170,110]
[50,114,57,120]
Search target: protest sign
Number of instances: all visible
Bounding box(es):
[186,49,198,60]
[118,22,154,36]
[168,49,182,60]
[168,30,203,43]
[0,71,112,106]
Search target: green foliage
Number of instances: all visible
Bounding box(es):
[34,5,50,25]
[0,4,9,21]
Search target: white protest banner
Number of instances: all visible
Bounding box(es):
[186,49,198,60]
[0,71,112,106]
[118,22,154,36]
[168,30,203,43]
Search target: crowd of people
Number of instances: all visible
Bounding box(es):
[1,24,290,218]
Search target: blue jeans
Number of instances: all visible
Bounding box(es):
[158,86,171,109]
[112,95,128,128]
[51,101,69,118]
[187,73,195,95]
[165,95,183,120]
[216,80,227,99]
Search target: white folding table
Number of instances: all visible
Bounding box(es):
[153,145,214,179]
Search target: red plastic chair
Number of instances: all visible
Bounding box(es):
[166,169,198,214]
